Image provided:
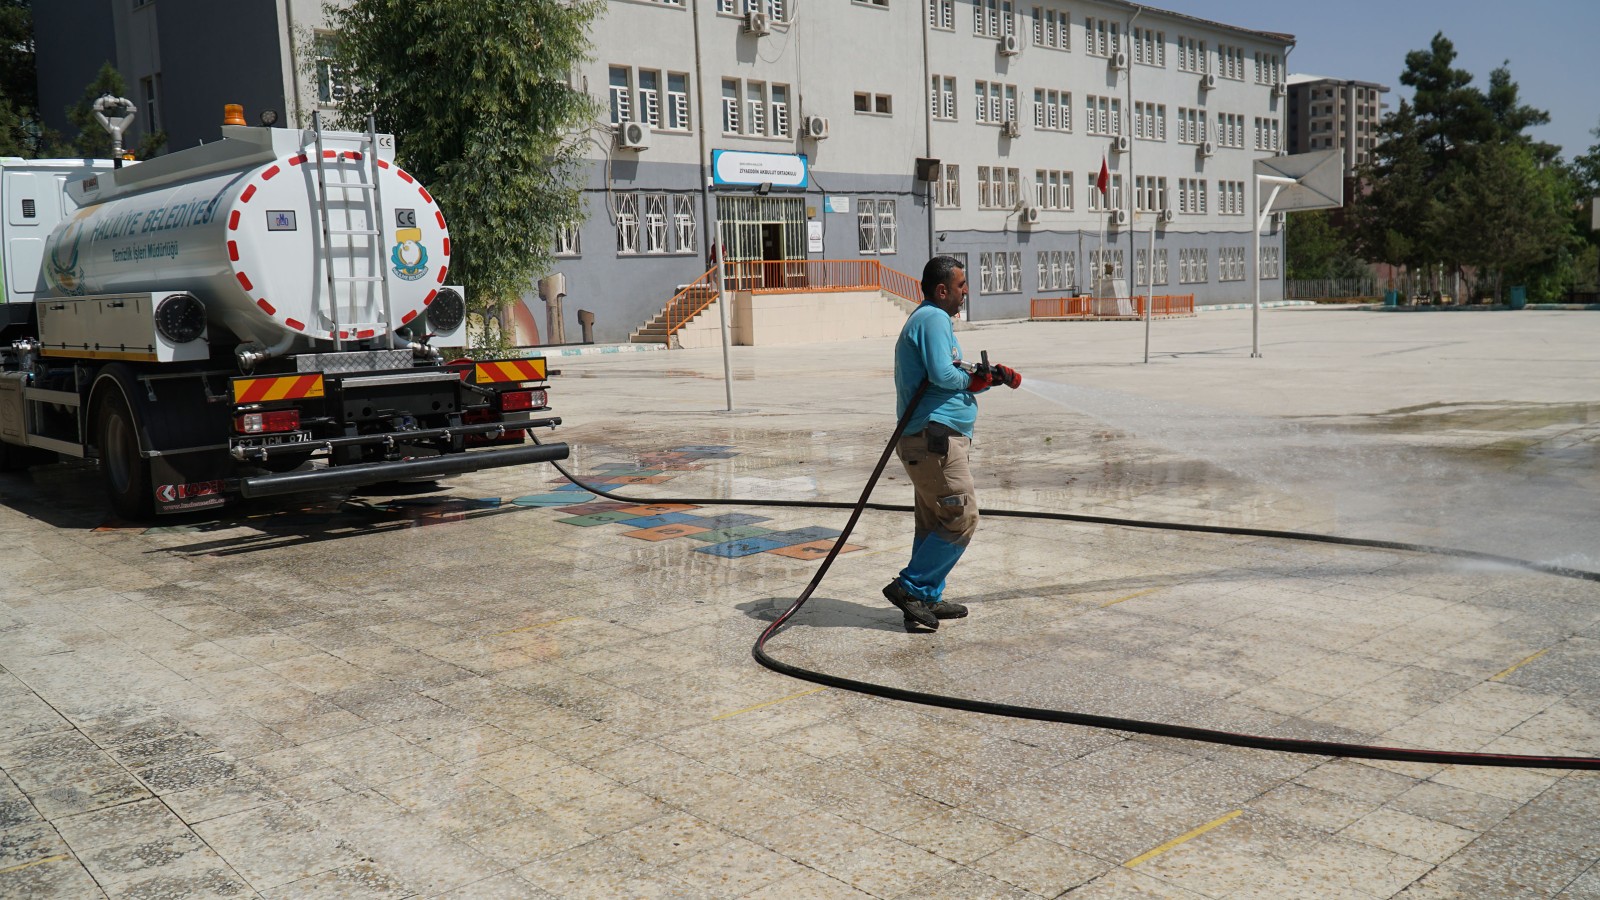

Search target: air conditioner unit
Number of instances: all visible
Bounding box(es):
[1159,209,1175,224]
[619,121,652,151]
[1020,206,1041,225]
[804,115,830,140]
[1001,119,1021,139]
[1199,73,1217,92]
[1198,140,1215,158]
[1272,211,1286,230]
[999,34,1021,56]
[1111,209,1129,227]
[1112,135,1130,154]
[1273,81,1288,97]
[743,10,771,35]
[1110,51,1128,71]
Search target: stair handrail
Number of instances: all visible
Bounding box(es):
[664,264,722,338]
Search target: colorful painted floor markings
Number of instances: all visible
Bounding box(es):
[547,444,865,562]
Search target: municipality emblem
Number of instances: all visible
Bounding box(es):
[390,227,430,281]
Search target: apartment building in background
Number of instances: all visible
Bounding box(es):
[33,0,1295,343]
[1285,74,1389,178]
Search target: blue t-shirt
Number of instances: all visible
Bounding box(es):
[895,302,978,436]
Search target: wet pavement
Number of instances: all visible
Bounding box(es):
[2,306,1598,898]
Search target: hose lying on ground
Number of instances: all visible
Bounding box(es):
[530,396,1600,771]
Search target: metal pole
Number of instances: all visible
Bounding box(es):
[1252,174,1291,358]
[713,198,735,412]
[1144,217,1154,364]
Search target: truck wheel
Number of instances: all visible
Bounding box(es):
[97,393,154,520]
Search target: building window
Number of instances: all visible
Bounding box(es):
[1134,175,1167,212]
[1035,250,1076,291]
[976,166,1018,209]
[554,222,581,257]
[854,92,893,116]
[771,84,790,136]
[1087,173,1122,211]
[974,0,1014,38]
[1219,181,1245,216]
[720,0,789,18]
[721,79,739,133]
[643,194,669,253]
[1132,27,1164,67]
[1086,95,1120,136]
[979,252,1021,293]
[1179,247,1208,283]
[927,0,954,29]
[1260,245,1280,279]
[1089,249,1124,281]
[931,75,957,121]
[1177,107,1206,144]
[1254,117,1280,151]
[1177,36,1206,73]
[1217,113,1244,148]
[935,163,961,209]
[975,81,1014,124]
[1034,89,1071,132]
[854,0,889,7]
[637,69,661,127]
[1133,101,1165,141]
[673,195,697,254]
[315,33,348,105]
[666,73,691,130]
[877,200,897,254]
[856,199,896,254]
[1154,248,1169,285]
[1219,246,1246,281]
[1084,16,1118,57]
[1034,169,1072,210]
[1032,7,1067,50]
[140,75,162,133]
[1217,44,1245,80]
[1254,52,1283,85]
[616,194,639,255]
[1177,178,1208,214]
[746,81,766,134]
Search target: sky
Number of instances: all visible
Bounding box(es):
[1148,0,1600,159]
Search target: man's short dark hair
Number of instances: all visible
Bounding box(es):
[921,255,964,299]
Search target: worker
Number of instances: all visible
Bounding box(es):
[883,255,1019,631]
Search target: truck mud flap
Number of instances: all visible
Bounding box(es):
[237,442,570,500]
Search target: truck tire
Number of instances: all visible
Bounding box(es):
[96,391,154,520]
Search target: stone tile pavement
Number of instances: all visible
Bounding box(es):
[1,308,1598,897]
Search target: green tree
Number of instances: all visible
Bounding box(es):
[319,0,603,346]
[0,0,54,156]
[62,62,167,159]
[1285,209,1365,281]
[1431,142,1574,300]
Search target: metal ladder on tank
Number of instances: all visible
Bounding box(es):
[310,111,395,352]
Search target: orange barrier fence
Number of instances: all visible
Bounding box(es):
[663,265,721,337]
[1030,294,1195,319]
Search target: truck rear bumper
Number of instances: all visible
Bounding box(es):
[237,441,570,499]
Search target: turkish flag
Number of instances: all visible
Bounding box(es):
[1096,157,1110,196]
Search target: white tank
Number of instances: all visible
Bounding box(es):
[39,125,451,348]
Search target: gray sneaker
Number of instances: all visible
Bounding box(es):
[883,581,939,631]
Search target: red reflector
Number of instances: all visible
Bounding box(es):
[499,391,534,412]
[233,409,300,434]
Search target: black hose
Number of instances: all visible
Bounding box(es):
[530,395,1600,770]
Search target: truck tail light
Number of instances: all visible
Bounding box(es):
[234,410,300,434]
[498,389,546,412]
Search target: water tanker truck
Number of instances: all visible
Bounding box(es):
[0,111,567,517]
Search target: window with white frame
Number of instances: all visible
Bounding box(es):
[1254,117,1280,151]
[642,194,670,254]
[977,165,992,208]
[979,252,1021,293]
[1135,248,1148,286]
[673,195,697,253]
[1179,247,1208,283]
[1177,107,1206,144]
[854,91,893,115]
[1219,246,1247,281]
[978,166,1018,208]
[616,193,639,255]
[1134,175,1167,212]
[1084,16,1118,57]
[1217,44,1245,80]
[609,67,632,125]
[1034,169,1072,209]
[771,84,790,136]
[315,33,349,105]
[666,73,691,130]
[721,79,739,133]
[853,0,888,7]
[935,163,961,208]
[1032,6,1067,49]
[1087,173,1122,211]
[1132,27,1164,66]
[1004,84,1017,123]
[1254,52,1283,85]
[1218,113,1244,148]
[1177,36,1206,72]
[1086,95,1120,136]
[719,0,788,18]
[1260,245,1280,279]
[877,200,898,254]
[1219,180,1245,216]
[1154,248,1169,285]
[637,69,662,128]
[1177,178,1208,214]
[746,81,766,134]
[1089,249,1124,281]
[857,199,896,254]
[927,0,954,29]
[1033,89,1071,131]
[974,0,1015,38]
[1133,101,1166,140]
[1035,250,1076,290]
[554,222,581,257]
[931,75,957,120]
[974,81,1014,124]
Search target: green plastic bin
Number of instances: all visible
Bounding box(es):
[1508,286,1526,310]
